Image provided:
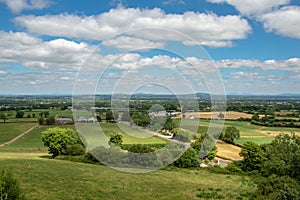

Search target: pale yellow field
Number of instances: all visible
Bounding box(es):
[184,111,253,120]
[0,151,47,160]
[215,140,242,160]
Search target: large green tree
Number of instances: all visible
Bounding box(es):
[261,133,300,181]
[0,113,8,123]
[15,111,24,118]
[239,141,266,172]
[221,126,240,144]
[131,112,151,127]
[105,110,114,122]
[41,127,81,157]
[191,135,217,162]
[173,148,200,168]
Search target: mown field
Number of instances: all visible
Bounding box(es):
[0,150,256,200]
[1,122,166,149]
[0,122,36,144]
[184,111,253,120]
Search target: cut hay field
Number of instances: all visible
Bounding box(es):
[215,140,242,160]
[184,111,253,120]
[0,150,256,200]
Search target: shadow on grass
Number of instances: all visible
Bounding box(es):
[39,155,52,159]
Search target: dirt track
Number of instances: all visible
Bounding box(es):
[0,124,38,147]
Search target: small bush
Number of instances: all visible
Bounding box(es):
[65,144,85,156]
[225,162,243,174]
[172,129,194,142]
[126,144,155,153]
[85,152,100,163]
[173,148,200,168]
[109,133,123,146]
[208,165,229,174]
[0,170,25,200]
[121,143,166,151]
[56,155,98,164]
[196,191,224,199]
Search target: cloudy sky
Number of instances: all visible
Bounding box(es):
[0,0,299,95]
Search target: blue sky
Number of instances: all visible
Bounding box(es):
[0,0,299,95]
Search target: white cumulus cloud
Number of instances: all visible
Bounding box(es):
[0,31,98,70]
[0,0,51,13]
[207,0,290,16]
[102,36,165,50]
[15,7,252,48]
[260,6,300,39]
[206,0,300,39]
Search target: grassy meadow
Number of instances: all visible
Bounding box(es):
[1,122,166,149]
[0,150,256,200]
[0,122,36,144]
[174,118,300,145]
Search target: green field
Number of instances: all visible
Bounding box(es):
[0,122,36,144]
[73,123,167,148]
[174,119,266,136]
[1,109,73,121]
[261,126,300,132]
[0,151,256,200]
[2,123,166,149]
[100,123,167,144]
[3,125,73,148]
[174,119,300,145]
[234,138,274,145]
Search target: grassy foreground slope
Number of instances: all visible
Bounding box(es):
[0,151,255,200]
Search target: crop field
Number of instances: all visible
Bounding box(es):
[215,140,242,160]
[184,111,253,120]
[0,150,256,200]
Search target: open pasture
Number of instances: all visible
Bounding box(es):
[2,123,166,149]
[0,122,36,145]
[0,151,256,200]
[174,118,300,146]
[3,125,74,148]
